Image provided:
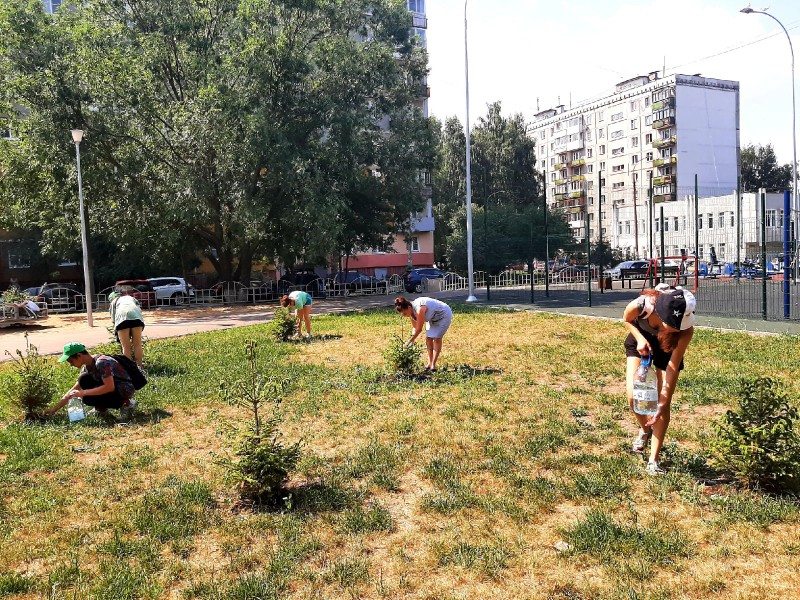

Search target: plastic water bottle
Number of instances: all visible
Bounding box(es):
[632,355,658,416]
[67,396,86,422]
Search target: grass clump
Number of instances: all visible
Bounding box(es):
[220,340,301,506]
[270,307,297,342]
[131,477,214,545]
[382,334,421,375]
[0,335,56,420]
[710,377,800,493]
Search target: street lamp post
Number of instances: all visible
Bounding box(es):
[71,129,94,327]
[741,7,798,282]
[464,0,477,302]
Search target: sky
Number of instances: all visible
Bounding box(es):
[425,0,800,164]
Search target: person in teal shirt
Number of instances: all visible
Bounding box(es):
[280,290,313,338]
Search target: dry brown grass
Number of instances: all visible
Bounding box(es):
[1,308,799,599]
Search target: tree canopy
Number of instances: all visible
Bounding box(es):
[0,0,432,284]
[740,143,794,193]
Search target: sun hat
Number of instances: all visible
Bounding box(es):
[58,341,87,363]
[654,287,696,331]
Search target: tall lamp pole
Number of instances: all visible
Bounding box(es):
[71,129,94,327]
[741,7,798,282]
[464,0,477,301]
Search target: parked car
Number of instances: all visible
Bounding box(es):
[285,270,326,297]
[403,268,447,293]
[332,271,388,294]
[603,260,648,280]
[115,279,157,308]
[148,276,195,305]
[34,282,85,312]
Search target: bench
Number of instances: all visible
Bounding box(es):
[620,267,686,289]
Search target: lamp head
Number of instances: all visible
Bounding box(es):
[740,7,754,13]
[70,129,84,144]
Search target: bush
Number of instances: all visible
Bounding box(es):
[270,307,297,342]
[710,377,800,493]
[382,334,421,375]
[0,335,56,420]
[1,286,30,304]
[220,341,301,505]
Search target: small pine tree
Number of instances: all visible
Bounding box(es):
[0,334,56,420]
[710,377,800,493]
[270,307,297,342]
[220,340,301,505]
[383,334,422,376]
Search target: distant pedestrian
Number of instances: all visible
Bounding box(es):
[394,296,453,371]
[281,290,313,338]
[623,285,696,475]
[109,292,145,368]
[44,342,138,423]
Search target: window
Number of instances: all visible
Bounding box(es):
[631,155,638,164]
[618,222,623,235]
[43,0,62,13]
[674,217,679,231]
[598,129,605,139]
[599,145,606,155]
[600,178,606,187]
[644,96,650,107]
[730,212,735,227]
[630,119,638,130]
[630,100,638,111]
[610,129,624,140]
[645,115,652,126]
[600,161,606,170]
[682,216,686,230]
[410,237,420,252]
[631,137,639,147]
[540,130,546,140]
[645,152,653,161]
[611,111,624,122]
[698,215,703,230]
[600,195,606,204]
[719,212,726,228]
[766,209,780,227]
[655,219,660,233]
[612,147,624,156]
[612,164,625,172]
[707,213,714,229]
[625,221,631,234]
[7,241,35,269]
[612,182,625,189]
[540,145,545,154]
[664,218,669,232]
[719,243,726,260]
[541,160,546,169]
[585,130,592,142]
[587,148,593,158]
[645,133,652,143]
[601,212,606,220]
[407,0,425,12]
[598,110,604,122]
[588,164,593,174]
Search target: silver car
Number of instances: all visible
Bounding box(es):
[148,277,195,305]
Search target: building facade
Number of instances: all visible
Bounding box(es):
[345,0,434,278]
[531,73,740,257]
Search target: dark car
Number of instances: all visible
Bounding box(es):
[332,271,388,294]
[115,279,157,308]
[285,270,326,298]
[35,282,85,312]
[403,268,447,293]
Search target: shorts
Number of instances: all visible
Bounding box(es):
[425,309,453,339]
[78,373,128,410]
[115,319,145,332]
[624,332,684,371]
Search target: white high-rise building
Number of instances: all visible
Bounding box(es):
[531,73,740,257]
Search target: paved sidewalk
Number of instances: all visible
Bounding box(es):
[2,287,798,362]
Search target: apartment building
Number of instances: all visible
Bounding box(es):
[344,0,435,279]
[531,73,739,257]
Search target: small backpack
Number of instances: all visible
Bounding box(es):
[111,354,148,390]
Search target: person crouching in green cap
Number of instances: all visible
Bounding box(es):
[44,342,137,423]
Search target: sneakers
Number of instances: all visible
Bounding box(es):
[118,398,137,423]
[87,408,109,418]
[303,333,311,341]
[646,461,666,476]
[631,428,652,453]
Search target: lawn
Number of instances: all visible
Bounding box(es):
[1,306,799,599]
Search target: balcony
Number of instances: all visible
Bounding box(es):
[652,136,677,149]
[652,156,677,167]
[568,190,586,199]
[653,193,677,203]
[652,175,673,186]
[652,117,675,129]
[556,197,584,209]
[420,185,432,198]
[570,158,585,167]
[570,174,586,182]
[555,178,567,186]
[554,193,567,201]
[651,98,675,111]
[412,15,428,28]
[554,162,568,171]
[410,215,435,232]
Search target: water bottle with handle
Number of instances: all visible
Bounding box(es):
[632,354,658,416]
[67,396,86,422]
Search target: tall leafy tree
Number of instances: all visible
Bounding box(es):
[740,143,794,192]
[0,0,431,283]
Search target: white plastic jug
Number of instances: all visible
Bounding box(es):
[67,396,86,422]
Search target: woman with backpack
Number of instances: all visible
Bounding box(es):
[109,291,145,368]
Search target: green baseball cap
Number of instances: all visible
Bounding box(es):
[58,342,86,363]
